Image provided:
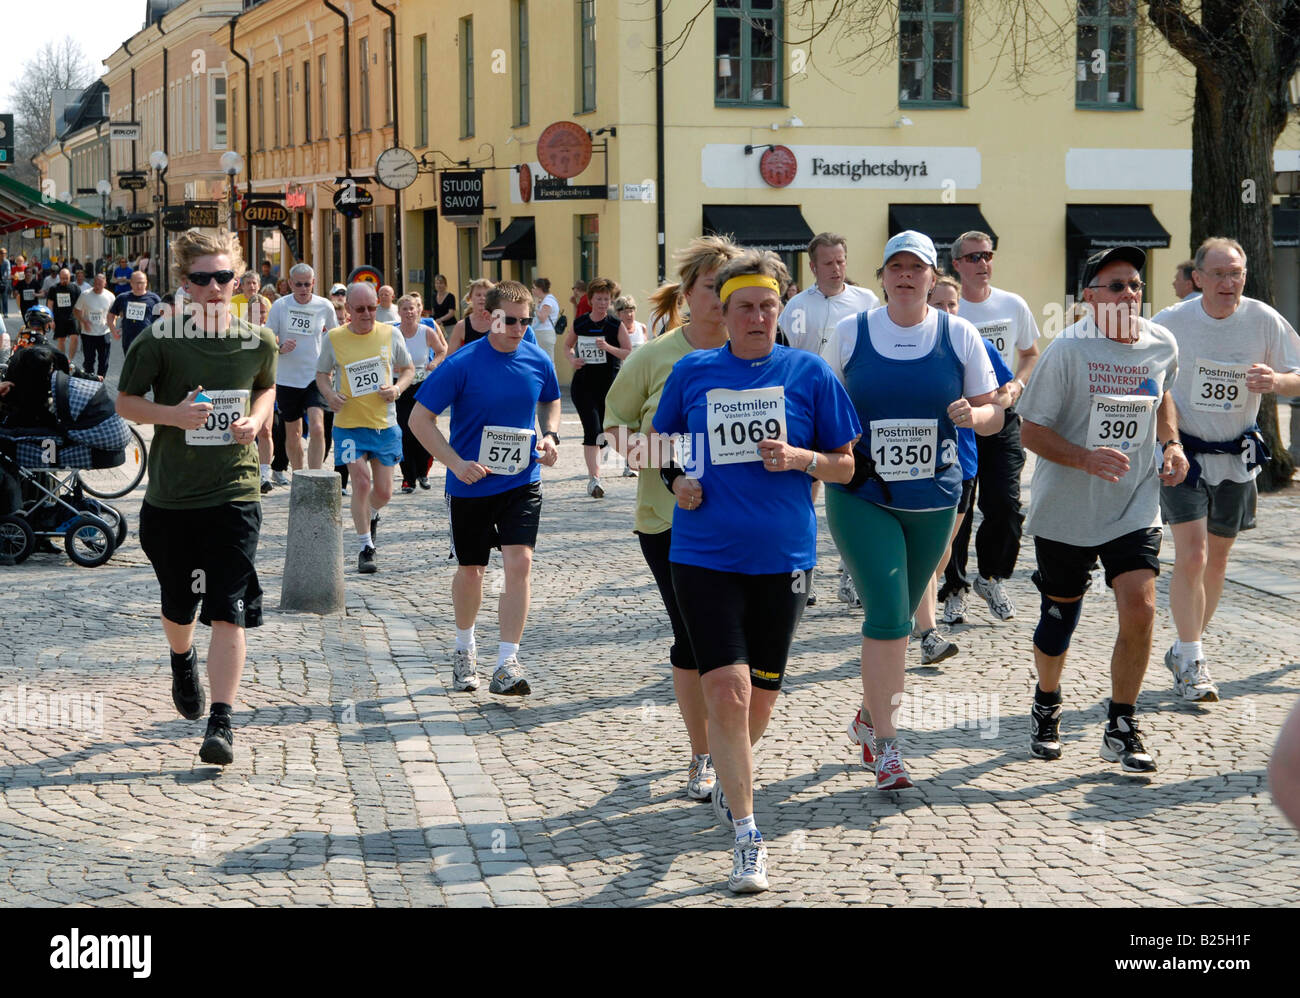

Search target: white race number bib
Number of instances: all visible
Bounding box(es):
[185,389,249,446]
[125,301,147,322]
[976,319,1014,369]
[870,419,938,481]
[288,309,316,335]
[1191,359,1249,413]
[56,293,71,308]
[576,336,608,364]
[1086,395,1156,451]
[706,386,787,465]
[345,356,386,397]
[478,426,534,474]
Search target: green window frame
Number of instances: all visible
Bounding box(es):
[460,18,475,138]
[515,0,530,127]
[1076,1,1138,109]
[899,0,963,107]
[578,1,596,113]
[414,35,428,147]
[714,1,783,107]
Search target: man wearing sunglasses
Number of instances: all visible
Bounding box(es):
[1018,245,1187,774]
[267,263,335,473]
[944,232,1041,627]
[408,280,561,697]
[315,281,414,574]
[1153,237,1300,705]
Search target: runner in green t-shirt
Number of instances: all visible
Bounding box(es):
[116,230,277,767]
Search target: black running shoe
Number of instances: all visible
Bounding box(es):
[199,714,234,765]
[358,546,377,574]
[171,648,206,721]
[400,483,415,494]
[260,479,274,494]
[1029,700,1063,760]
[1101,714,1157,773]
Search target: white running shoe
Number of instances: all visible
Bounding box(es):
[729,831,769,893]
[686,754,716,800]
[848,708,876,767]
[711,782,732,828]
[973,576,1015,620]
[489,655,532,696]
[837,571,861,608]
[919,628,958,665]
[271,470,290,486]
[451,647,479,692]
[942,591,967,625]
[1164,646,1220,703]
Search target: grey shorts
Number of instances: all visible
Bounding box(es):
[1160,477,1257,538]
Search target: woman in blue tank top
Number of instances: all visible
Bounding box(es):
[825,231,1004,791]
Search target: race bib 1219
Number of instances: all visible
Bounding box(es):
[576,336,608,364]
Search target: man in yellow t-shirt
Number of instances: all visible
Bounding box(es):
[230,271,273,327]
[315,282,414,574]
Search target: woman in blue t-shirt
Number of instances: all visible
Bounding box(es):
[824,232,1004,792]
[653,250,860,894]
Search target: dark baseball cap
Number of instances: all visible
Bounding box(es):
[1081,246,1146,290]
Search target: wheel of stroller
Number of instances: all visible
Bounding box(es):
[105,503,128,547]
[0,514,35,565]
[64,513,117,567]
[78,425,147,499]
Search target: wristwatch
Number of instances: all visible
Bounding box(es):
[543,430,560,444]
[805,451,819,476]
[1160,439,1184,450]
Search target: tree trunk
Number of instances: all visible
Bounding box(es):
[1187,59,1296,490]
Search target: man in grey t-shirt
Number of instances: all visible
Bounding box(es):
[1018,245,1188,775]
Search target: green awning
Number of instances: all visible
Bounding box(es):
[0,169,99,234]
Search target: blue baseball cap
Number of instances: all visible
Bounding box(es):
[883,230,938,268]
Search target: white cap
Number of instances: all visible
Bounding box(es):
[882,230,938,268]
[329,283,347,296]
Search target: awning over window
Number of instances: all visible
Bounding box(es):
[0,170,99,234]
[887,203,997,250]
[702,204,815,253]
[1274,204,1300,248]
[1066,204,1171,249]
[481,218,536,261]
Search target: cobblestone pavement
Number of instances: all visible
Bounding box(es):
[2,328,1299,907]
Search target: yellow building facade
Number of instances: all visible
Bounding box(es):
[393,0,1300,365]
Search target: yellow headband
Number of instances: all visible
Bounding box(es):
[719,274,781,305]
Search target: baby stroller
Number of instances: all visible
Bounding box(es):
[0,344,133,566]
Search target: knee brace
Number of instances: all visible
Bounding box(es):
[1033,593,1083,656]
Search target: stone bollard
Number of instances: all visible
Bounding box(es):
[280,470,345,614]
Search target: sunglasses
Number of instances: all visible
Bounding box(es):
[958,251,995,264]
[1089,280,1145,293]
[351,305,378,313]
[187,270,236,286]
[498,315,532,326]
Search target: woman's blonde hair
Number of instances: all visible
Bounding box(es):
[467,277,495,297]
[396,293,422,310]
[613,295,636,313]
[714,249,790,311]
[648,235,741,332]
[170,229,244,289]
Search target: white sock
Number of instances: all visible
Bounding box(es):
[733,814,757,841]
[455,627,475,652]
[260,463,271,480]
[357,532,373,552]
[1178,640,1204,663]
[498,641,520,666]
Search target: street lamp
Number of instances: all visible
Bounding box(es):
[220,150,245,252]
[95,179,111,268]
[149,150,168,288]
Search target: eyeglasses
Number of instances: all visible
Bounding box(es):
[351,305,378,313]
[958,251,995,264]
[1199,269,1247,283]
[1089,280,1145,294]
[290,280,313,288]
[187,270,236,286]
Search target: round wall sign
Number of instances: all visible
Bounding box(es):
[536,121,593,180]
[759,145,798,188]
[518,163,533,204]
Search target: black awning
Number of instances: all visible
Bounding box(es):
[887,203,997,250]
[1274,204,1300,248]
[1066,204,1171,249]
[702,204,815,253]
[481,218,536,261]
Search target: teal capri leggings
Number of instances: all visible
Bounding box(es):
[827,488,958,640]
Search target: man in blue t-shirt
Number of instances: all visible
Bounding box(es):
[108,271,163,357]
[111,257,133,297]
[409,280,561,698]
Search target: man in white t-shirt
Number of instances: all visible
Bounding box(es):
[1154,237,1300,704]
[777,232,880,608]
[265,262,337,471]
[1172,260,1201,304]
[943,230,1042,626]
[375,285,400,324]
[531,278,562,363]
[74,272,117,377]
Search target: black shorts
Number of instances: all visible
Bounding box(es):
[448,481,542,566]
[1032,527,1162,599]
[957,476,976,515]
[1160,477,1257,538]
[276,382,327,422]
[670,562,807,691]
[139,500,263,627]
